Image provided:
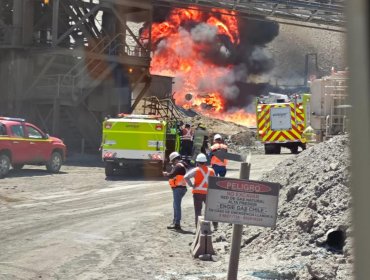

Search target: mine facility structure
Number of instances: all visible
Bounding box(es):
[310,69,349,141]
[0,0,346,152]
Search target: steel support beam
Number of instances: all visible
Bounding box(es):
[153,0,346,30]
[52,0,60,47]
[12,0,23,45]
[68,0,99,38]
[60,0,97,41]
[102,0,152,10]
[112,9,148,52]
[54,4,101,46]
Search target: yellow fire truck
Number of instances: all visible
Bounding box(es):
[101,114,180,176]
[256,93,311,154]
[100,97,187,176]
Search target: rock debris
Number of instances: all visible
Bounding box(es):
[215,134,353,279]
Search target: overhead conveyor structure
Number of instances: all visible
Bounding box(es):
[154,0,346,32]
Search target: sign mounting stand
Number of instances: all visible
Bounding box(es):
[205,153,280,280]
[227,161,250,280]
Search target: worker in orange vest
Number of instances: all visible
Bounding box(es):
[163,151,188,230]
[210,134,228,177]
[180,123,194,157]
[184,153,218,231]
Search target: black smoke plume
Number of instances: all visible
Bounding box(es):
[147,7,281,110]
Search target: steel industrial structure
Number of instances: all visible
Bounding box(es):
[0,0,346,152]
[154,0,346,32]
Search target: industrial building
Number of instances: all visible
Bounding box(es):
[0,0,346,152]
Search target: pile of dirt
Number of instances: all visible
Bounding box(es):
[215,135,353,279]
[184,114,248,136]
[229,130,256,147]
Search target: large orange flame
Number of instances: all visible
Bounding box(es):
[144,7,255,127]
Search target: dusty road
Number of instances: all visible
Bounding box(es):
[0,152,294,280]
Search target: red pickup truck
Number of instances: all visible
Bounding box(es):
[0,117,67,178]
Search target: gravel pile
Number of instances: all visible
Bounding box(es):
[227,130,265,155]
[229,130,256,147]
[215,135,353,279]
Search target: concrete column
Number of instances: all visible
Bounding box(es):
[0,52,11,113]
[52,0,60,46]
[12,0,23,45]
[22,0,34,45]
[52,75,61,134]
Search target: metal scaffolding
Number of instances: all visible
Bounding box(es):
[0,0,152,152]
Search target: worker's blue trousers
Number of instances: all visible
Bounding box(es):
[212,165,227,177]
[172,187,187,225]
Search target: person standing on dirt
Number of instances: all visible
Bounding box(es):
[210,134,228,177]
[163,151,188,230]
[180,123,193,157]
[184,153,218,231]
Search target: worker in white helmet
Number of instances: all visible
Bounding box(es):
[210,134,228,177]
[163,151,188,230]
[184,153,218,231]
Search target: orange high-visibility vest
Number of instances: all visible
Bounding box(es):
[210,143,228,166]
[192,166,215,194]
[181,128,193,140]
[168,163,186,188]
[169,175,186,188]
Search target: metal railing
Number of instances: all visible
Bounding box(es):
[36,31,150,103]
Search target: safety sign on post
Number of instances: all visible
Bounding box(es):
[205,177,280,228]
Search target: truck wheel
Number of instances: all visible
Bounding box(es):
[0,154,11,179]
[13,164,24,170]
[290,145,299,154]
[274,145,281,154]
[105,162,115,176]
[264,144,275,155]
[46,152,62,173]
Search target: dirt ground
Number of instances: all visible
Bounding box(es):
[0,151,294,280]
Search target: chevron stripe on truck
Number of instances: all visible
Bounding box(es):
[256,94,310,154]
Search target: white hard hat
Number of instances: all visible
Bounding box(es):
[196,153,207,163]
[169,151,181,162]
[214,134,222,141]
